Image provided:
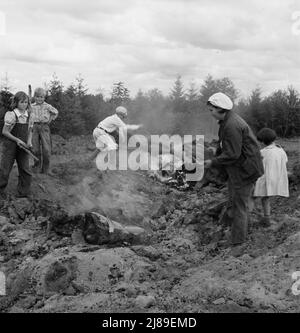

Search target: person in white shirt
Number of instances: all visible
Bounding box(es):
[91,106,142,168]
[253,128,289,227]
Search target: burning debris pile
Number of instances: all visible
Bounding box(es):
[148,140,227,191]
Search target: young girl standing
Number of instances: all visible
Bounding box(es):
[254,128,289,226]
[0,91,34,198]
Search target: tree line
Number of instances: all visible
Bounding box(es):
[1,73,300,139]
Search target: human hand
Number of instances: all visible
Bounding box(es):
[89,149,99,161]
[17,139,28,149]
[130,124,142,131]
[207,147,217,156]
[204,160,213,169]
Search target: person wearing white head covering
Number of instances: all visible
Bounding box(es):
[115,106,128,118]
[204,92,264,251]
[91,106,142,168]
[208,92,234,111]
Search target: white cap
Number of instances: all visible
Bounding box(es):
[208,92,233,110]
[115,106,128,117]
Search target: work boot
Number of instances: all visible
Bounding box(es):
[0,192,7,207]
[217,228,233,248]
[0,192,7,200]
[230,243,247,257]
[260,216,271,228]
[261,216,278,231]
[219,211,233,227]
[42,169,55,177]
[31,166,40,173]
[224,228,231,242]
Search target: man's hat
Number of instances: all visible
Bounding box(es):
[208,92,233,110]
[115,106,128,117]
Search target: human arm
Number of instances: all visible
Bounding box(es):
[47,104,59,123]
[89,149,100,161]
[2,124,28,148]
[2,112,28,148]
[125,124,143,131]
[26,128,33,148]
[211,125,243,167]
[26,106,34,148]
[118,124,143,143]
[27,113,34,148]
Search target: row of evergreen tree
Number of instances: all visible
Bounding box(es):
[0,73,300,138]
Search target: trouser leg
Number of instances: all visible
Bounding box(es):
[32,125,41,169]
[0,137,3,164]
[15,148,32,196]
[220,180,234,226]
[231,183,254,245]
[40,125,52,173]
[95,149,117,171]
[0,141,16,194]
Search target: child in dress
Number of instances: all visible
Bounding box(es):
[254,128,289,226]
[0,91,34,198]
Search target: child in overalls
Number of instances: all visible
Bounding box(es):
[0,91,34,199]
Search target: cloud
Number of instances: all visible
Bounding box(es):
[0,0,300,98]
[1,0,136,19]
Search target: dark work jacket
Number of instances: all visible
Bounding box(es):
[211,111,264,188]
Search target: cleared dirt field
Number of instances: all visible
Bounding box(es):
[0,135,299,313]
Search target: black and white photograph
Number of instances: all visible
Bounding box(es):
[0,0,299,317]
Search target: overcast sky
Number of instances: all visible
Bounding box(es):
[0,0,300,98]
